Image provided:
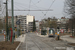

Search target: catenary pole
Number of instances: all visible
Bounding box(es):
[72,19,73,36]
[5,0,8,41]
[11,0,14,43]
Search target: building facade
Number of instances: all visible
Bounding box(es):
[35,20,40,31]
[57,17,69,32]
[17,15,34,32]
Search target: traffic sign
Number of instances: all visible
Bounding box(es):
[16,20,20,25]
[60,29,64,33]
[57,27,59,29]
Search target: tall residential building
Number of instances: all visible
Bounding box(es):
[17,15,34,32]
[17,15,27,31]
[27,15,34,32]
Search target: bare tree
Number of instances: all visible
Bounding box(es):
[64,0,75,36]
[0,20,3,32]
[41,18,57,29]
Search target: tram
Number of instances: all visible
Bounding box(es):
[48,28,55,37]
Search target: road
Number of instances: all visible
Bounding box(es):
[19,33,69,50]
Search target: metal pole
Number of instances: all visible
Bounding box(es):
[6,0,8,41]
[11,0,14,43]
[72,19,73,36]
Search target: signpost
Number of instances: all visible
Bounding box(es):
[16,20,20,25]
[16,19,20,37]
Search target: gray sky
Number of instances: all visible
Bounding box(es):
[3,0,65,21]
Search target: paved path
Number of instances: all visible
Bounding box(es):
[19,33,69,50]
[60,35,75,43]
[0,35,4,41]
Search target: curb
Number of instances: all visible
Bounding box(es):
[15,34,26,50]
[67,43,75,48]
[16,42,22,50]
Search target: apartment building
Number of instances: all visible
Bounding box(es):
[5,16,16,27]
[16,15,27,31]
[57,17,69,32]
[28,22,33,32]
[17,15,34,32]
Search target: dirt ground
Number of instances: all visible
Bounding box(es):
[59,33,75,38]
[0,41,20,50]
[59,33,72,36]
[68,43,75,46]
[55,36,62,41]
[0,33,3,36]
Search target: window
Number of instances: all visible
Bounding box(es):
[25,22,26,23]
[25,20,26,21]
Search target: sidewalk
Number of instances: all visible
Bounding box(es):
[60,35,75,43]
[15,34,26,43]
[14,34,26,50]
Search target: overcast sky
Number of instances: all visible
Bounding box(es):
[3,0,65,21]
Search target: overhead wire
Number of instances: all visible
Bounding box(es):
[43,0,56,17]
[9,0,49,11]
[8,0,48,15]
[8,1,29,10]
[31,0,44,15]
[8,1,21,11]
[27,0,31,15]
[13,1,35,9]
[32,0,42,6]
[31,1,48,10]
[8,0,56,19]
[8,1,21,16]
[0,5,6,16]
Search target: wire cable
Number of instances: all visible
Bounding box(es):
[8,0,29,9]
[31,1,44,15]
[43,0,56,17]
[8,0,51,12]
[0,6,6,15]
[32,0,42,6]
[8,1,21,10]
[31,0,48,10]
[27,0,31,15]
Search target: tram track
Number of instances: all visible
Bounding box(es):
[25,33,67,50]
